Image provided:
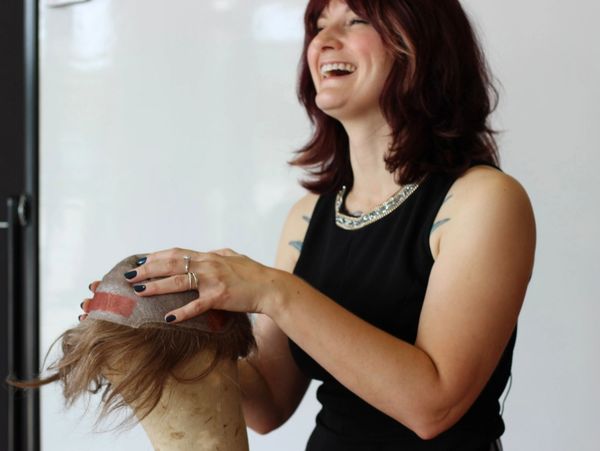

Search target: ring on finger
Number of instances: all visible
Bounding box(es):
[188,271,199,290]
[187,271,198,290]
[183,255,191,273]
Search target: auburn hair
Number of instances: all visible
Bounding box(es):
[292,0,499,193]
[7,315,255,429]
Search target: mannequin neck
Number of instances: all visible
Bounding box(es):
[136,354,248,451]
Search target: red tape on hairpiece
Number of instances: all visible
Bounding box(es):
[89,292,137,318]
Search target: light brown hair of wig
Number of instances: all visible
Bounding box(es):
[8,314,255,428]
[293,0,500,193]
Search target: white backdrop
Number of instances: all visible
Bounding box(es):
[39,0,600,450]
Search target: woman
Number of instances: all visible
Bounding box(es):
[83,0,535,449]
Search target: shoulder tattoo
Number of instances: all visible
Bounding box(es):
[289,240,303,252]
[430,193,453,234]
[430,218,451,234]
[289,214,311,252]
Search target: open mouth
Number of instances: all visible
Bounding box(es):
[320,62,357,79]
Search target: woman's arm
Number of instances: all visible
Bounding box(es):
[125,168,534,440]
[238,193,318,434]
[264,168,535,439]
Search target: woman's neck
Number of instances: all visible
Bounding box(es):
[342,119,402,211]
[138,355,248,451]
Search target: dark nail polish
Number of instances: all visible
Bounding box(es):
[133,284,146,293]
[88,283,92,291]
[136,257,147,266]
[165,315,176,323]
[78,314,83,321]
[80,301,84,309]
[124,270,137,280]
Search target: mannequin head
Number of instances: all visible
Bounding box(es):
[50,312,253,425]
[9,254,255,428]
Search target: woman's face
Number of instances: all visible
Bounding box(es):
[307,0,393,122]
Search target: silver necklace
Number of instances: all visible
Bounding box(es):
[334,183,420,230]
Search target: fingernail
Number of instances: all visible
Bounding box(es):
[80,301,84,309]
[136,257,147,266]
[165,315,176,323]
[133,284,146,293]
[78,314,83,321]
[124,270,137,280]
[88,283,92,291]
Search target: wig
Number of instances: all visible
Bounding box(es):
[9,255,255,427]
[293,0,500,193]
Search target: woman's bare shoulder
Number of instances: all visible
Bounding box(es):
[453,165,534,227]
[274,192,320,272]
[453,165,528,197]
[292,191,320,214]
[430,165,534,260]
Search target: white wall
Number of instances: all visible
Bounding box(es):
[39,1,317,449]
[39,0,600,450]
[461,1,600,450]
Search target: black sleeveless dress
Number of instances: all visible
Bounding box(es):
[289,171,516,451]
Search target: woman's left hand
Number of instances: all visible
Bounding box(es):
[123,247,281,323]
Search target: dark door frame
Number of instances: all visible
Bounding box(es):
[0,0,40,449]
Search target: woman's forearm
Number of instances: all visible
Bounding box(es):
[265,269,447,439]
[237,309,311,434]
[237,357,284,434]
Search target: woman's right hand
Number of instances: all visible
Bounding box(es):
[79,281,100,321]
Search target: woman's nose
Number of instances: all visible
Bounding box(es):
[313,27,343,51]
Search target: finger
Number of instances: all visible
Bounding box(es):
[140,247,202,266]
[148,248,220,263]
[81,298,92,313]
[89,281,100,293]
[127,252,219,288]
[78,313,88,322]
[125,249,213,284]
[131,273,195,297]
[143,247,192,260]
[164,297,212,324]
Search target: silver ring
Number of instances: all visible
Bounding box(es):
[190,271,199,290]
[187,271,199,290]
[183,255,191,273]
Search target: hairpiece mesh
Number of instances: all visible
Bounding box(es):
[87,254,233,333]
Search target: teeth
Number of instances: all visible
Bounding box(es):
[320,62,357,77]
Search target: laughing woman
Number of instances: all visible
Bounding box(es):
[84,0,535,449]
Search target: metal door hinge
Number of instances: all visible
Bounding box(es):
[1,194,29,229]
[17,194,29,227]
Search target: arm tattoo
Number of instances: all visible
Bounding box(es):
[289,240,303,252]
[430,218,451,235]
[430,194,453,234]
[290,215,311,251]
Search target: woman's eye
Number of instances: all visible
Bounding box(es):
[350,18,369,26]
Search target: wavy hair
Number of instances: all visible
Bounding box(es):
[292,0,499,193]
[7,315,255,429]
